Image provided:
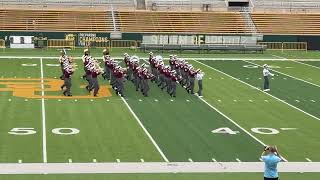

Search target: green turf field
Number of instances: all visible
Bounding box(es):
[0,49,320,178]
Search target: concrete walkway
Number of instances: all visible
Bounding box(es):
[0,162,319,174]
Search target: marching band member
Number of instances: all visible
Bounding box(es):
[59,50,67,80]
[102,49,111,80]
[186,67,198,95]
[62,64,75,96]
[114,66,126,97]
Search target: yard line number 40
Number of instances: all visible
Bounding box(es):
[8,128,79,135]
[212,127,296,135]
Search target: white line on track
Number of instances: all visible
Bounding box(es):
[40,58,47,163]
[194,60,320,123]
[120,97,169,162]
[243,60,320,89]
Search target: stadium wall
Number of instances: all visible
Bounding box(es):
[1,32,320,50]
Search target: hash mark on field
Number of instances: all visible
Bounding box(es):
[188,158,193,162]
[236,158,241,162]
[116,159,120,163]
[18,160,22,163]
[212,158,217,162]
[306,158,312,162]
[93,159,97,163]
[68,159,72,163]
[140,159,144,162]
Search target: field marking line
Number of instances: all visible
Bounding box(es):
[271,54,287,60]
[194,60,320,123]
[120,97,169,162]
[243,60,320,89]
[40,58,48,163]
[291,59,320,70]
[197,95,288,160]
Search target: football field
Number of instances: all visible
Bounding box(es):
[0,49,320,178]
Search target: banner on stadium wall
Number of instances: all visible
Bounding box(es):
[77,33,109,47]
[142,35,258,45]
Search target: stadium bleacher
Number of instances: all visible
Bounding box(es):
[252,13,320,35]
[117,11,247,34]
[0,9,114,32]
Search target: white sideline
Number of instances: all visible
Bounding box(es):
[243,60,320,89]
[40,58,48,163]
[193,60,320,123]
[0,162,319,174]
[120,97,169,162]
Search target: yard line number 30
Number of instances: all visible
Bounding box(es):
[8,128,79,135]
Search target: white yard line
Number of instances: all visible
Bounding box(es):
[40,58,48,163]
[194,60,320,123]
[291,60,320,70]
[243,60,320,89]
[0,162,318,174]
[120,97,169,162]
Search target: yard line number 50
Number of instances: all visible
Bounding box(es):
[8,128,79,135]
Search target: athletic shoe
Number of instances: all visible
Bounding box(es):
[263,89,270,92]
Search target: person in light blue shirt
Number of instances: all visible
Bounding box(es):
[261,146,282,180]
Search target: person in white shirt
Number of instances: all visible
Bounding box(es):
[263,64,274,92]
[196,70,204,97]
